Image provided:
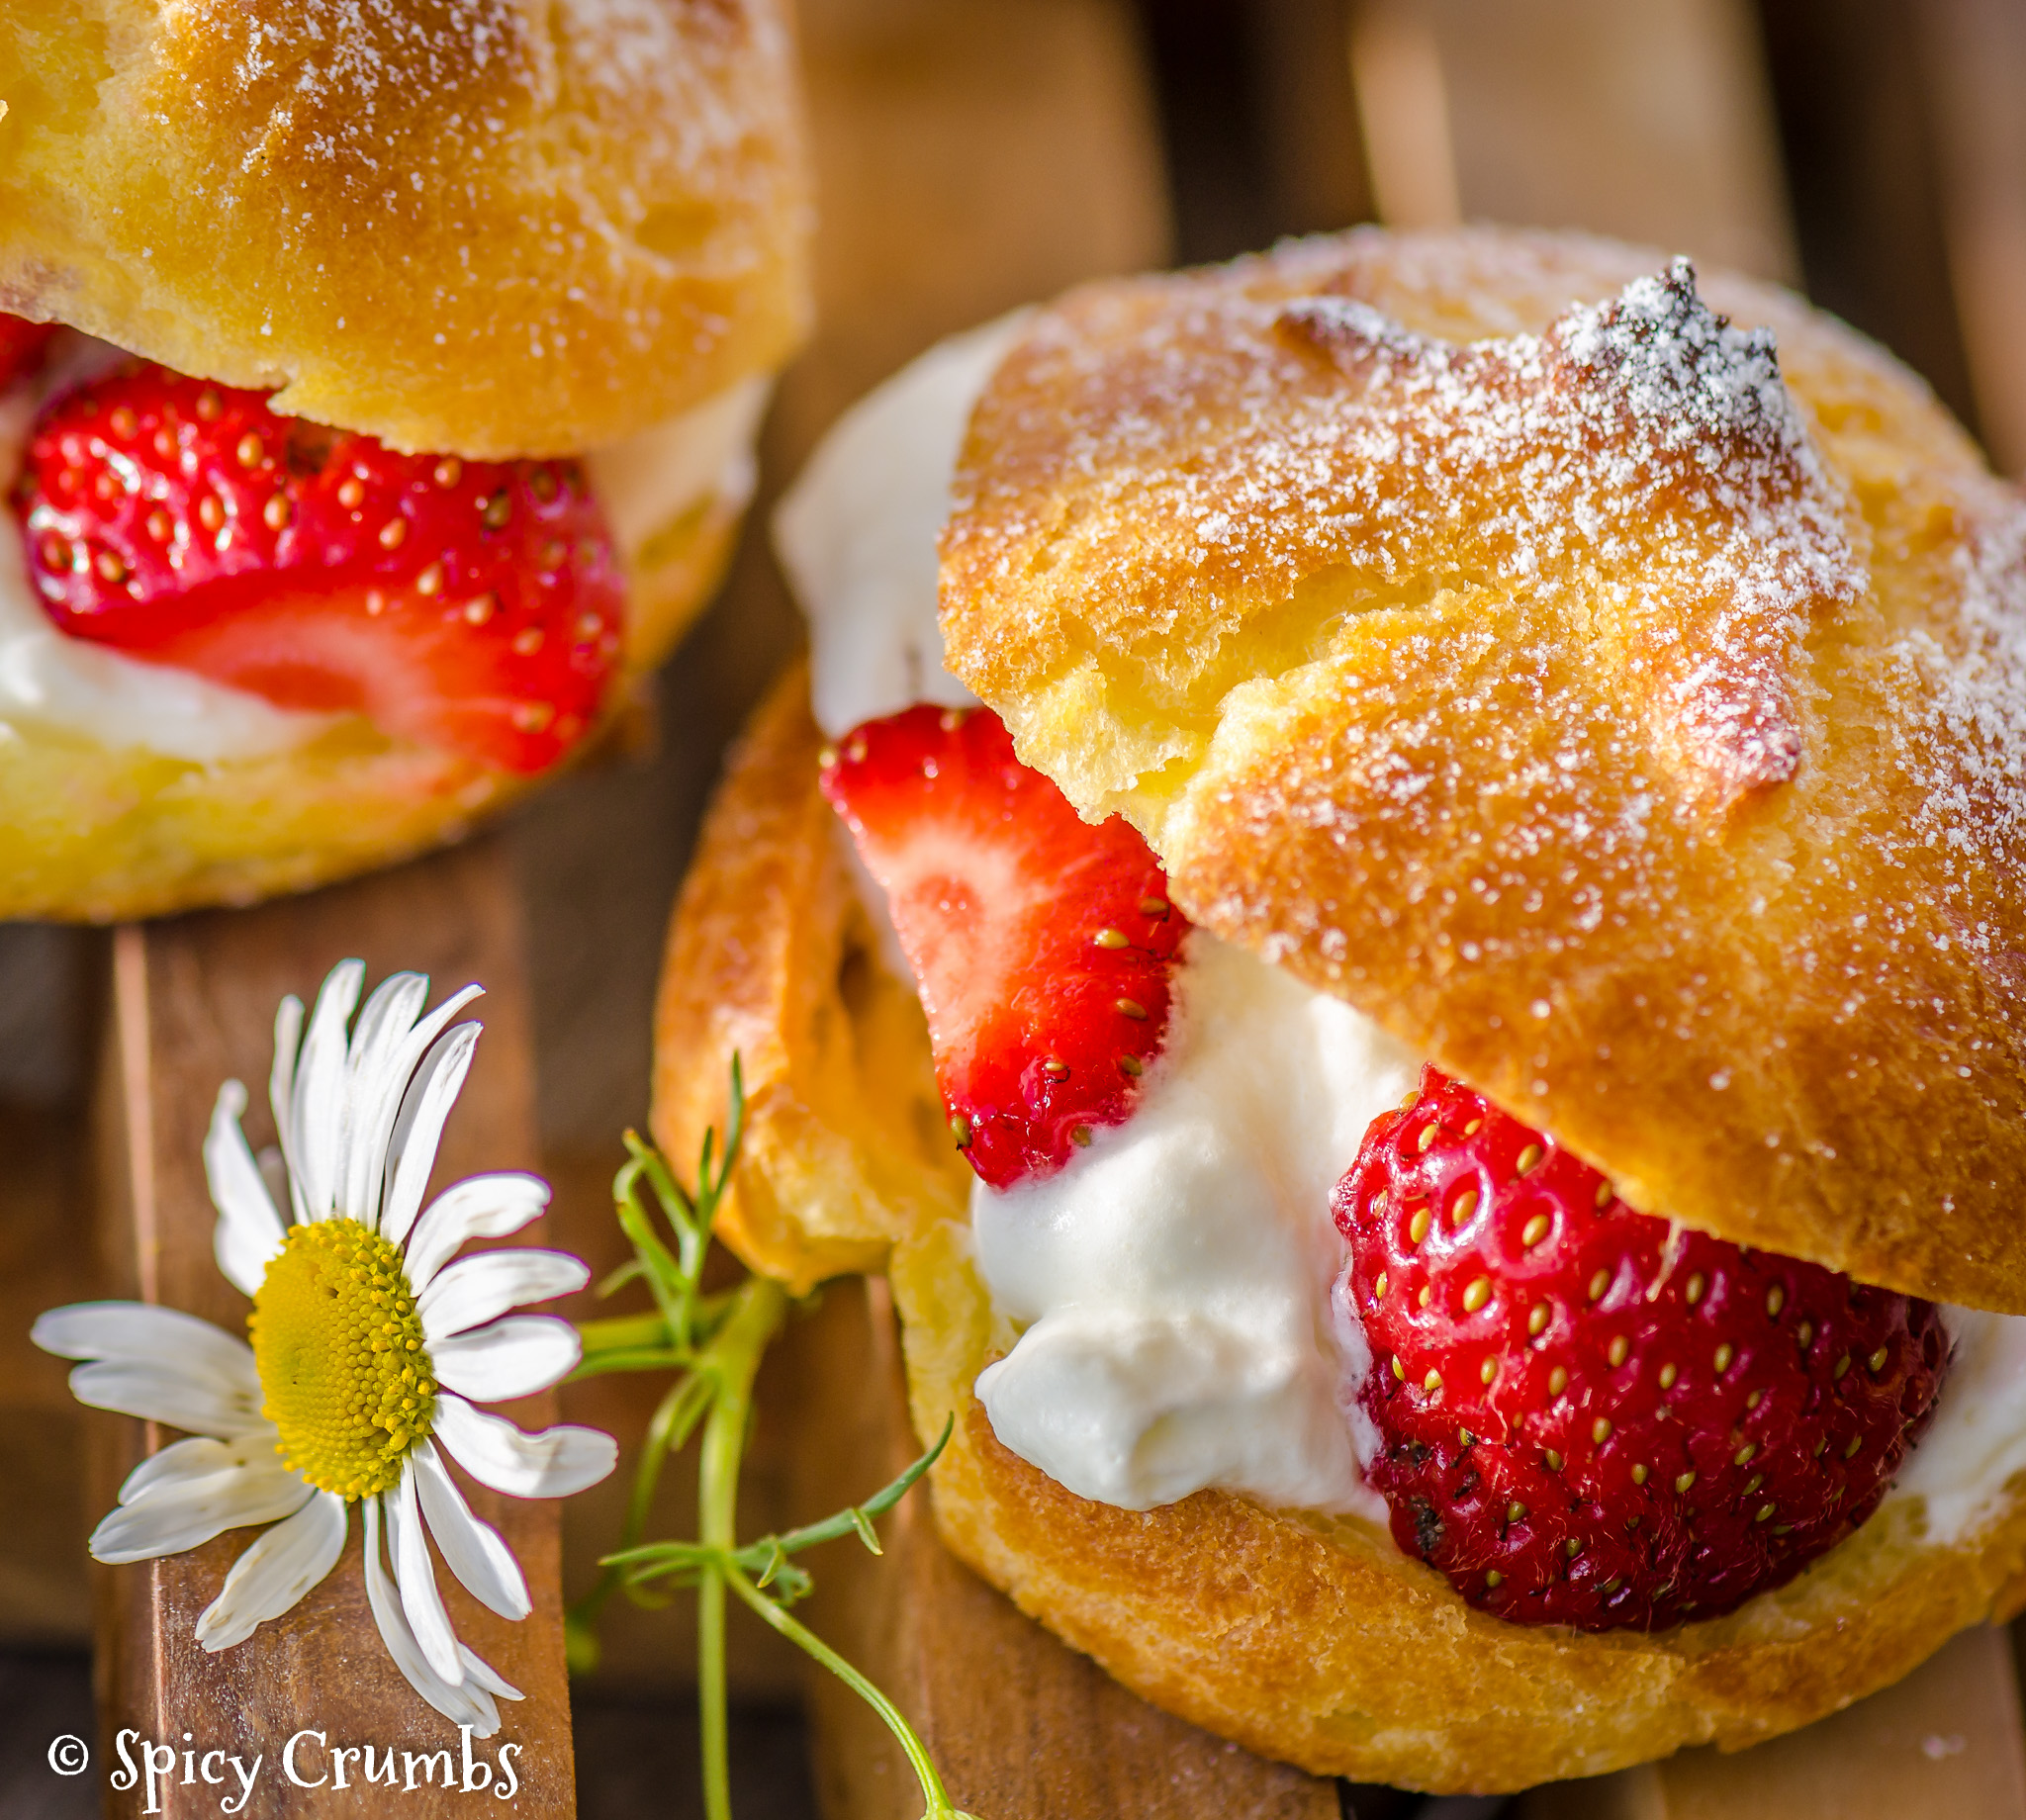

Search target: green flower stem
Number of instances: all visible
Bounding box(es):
[721,1559,972,1820]
[694,1275,788,1820]
[569,1062,964,1819]
[575,1311,675,1358]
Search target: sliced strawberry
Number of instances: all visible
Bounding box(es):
[12,364,622,772]
[0,316,58,389]
[1337,1066,1949,1631]
[821,704,1186,1188]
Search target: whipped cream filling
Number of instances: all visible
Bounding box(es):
[783,318,2026,1555]
[774,313,1030,740]
[974,931,1410,1518]
[0,337,767,764]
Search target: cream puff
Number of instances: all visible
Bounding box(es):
[652,228,2026,1792]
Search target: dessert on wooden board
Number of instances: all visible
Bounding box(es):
[0,0,808,919]
[652,227,2026,1791]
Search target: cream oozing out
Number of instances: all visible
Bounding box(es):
[775,312,1029,740]
[784,317,2026,1550]
[0,335,767,764]
[973,931,1409,1517]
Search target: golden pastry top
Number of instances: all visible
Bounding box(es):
[0,0,811,456]
[940,227,2026,1312]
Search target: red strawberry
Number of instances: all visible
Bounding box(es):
[11,364,622,772]
[0,316,57,389]
[1336,1065,1949,1631]
[821,704,1186,1189]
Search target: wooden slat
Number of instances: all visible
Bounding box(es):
[92,838,575,1816]
[1912,0,2026,472]
[1349,0,1798,280]
[1520,1625,2026,1820]
[781,1278,1338,1820]
[0,930,100,1648]
[545,0,1174,1708]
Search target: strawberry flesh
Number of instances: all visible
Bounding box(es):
[0,316,57,389]
[821,704,1186,1188]
[12,363,622,772]
[1337,1065,1950,1631]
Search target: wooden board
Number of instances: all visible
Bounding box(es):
[664,4,1337,1815]
[1519,1625,2026,1820]
[91,838,576,1816]
[1912,0,2026,472]
[0,929,100,1650]
[1349,0,1797,279]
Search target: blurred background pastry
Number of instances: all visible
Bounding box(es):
[0,0,809,918]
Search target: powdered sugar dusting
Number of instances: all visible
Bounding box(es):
[939,228,2026,1304]
[1887,490,2026,993]
[1254,261,1856,812]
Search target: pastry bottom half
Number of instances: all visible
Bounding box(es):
[651,665,2026,1794]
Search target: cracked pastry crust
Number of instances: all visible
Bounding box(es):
[651,664,2026,1794]
[940,228,2026,1315]
[0,0,809,458]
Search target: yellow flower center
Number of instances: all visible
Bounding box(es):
[249,1218,436,1500]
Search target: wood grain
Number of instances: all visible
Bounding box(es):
[1913,0,2026,472]
[91,838,575,1816]
[1520,1624,2026,1820]
[781,1277,1338,1820]
[1350,0,1798,280]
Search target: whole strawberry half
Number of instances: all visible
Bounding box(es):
[0,316,57,389]
[1337,1065,1950,1631]
[12,364,623,772]
[821,704,1186,1189]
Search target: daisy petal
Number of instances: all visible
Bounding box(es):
[37,1304,264,1437]
[362,1499,506,1736]
[456,1645,523,1701]
[432,1393,617,1499]
[337,972,429,1227]
[67,1362,265,1437]
[381,1024,481,1247]
[390,1467,463,1684]
[93,1464,312,1564]
[206,1082,287,1298]
[366,986,485,1234]
[415,1245,584,1335]
[411,1440,530,1619]
[268,993,306,1220]
[403,1179,554,1297]
[35,1302,258,1384]
[290,960,365,1223]
[119,1433,267,1504]
[431,1317,582,1402]
[194,1489,347,1652]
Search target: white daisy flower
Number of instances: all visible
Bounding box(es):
[35,959,616,1736]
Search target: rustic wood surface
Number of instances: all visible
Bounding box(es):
[676,2,1341,1814]
[1518,1626,2026,1819]
[1350,0,1797,279]
[1913,0,2026,472]
[91,837,575,1817]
